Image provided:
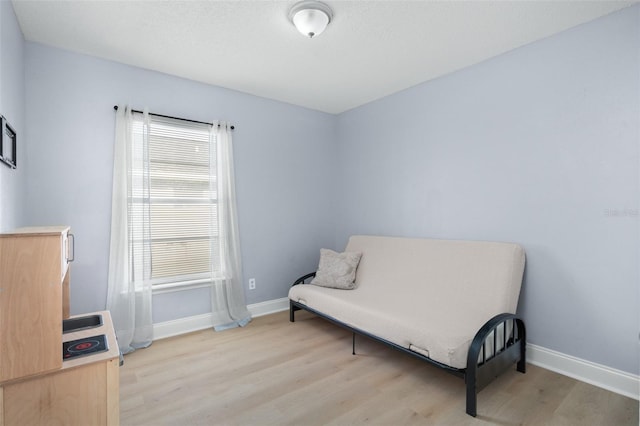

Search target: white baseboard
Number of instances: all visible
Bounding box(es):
[153,297,289,340]
[153,298,639,401]
[527,343,639,400]
[247,297,290,317]
[153,312,214,340]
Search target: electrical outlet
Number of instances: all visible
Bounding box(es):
[249,278,256,290]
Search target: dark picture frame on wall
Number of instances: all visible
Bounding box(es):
[0,116,17,169]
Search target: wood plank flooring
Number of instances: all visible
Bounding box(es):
[120,311,638,425]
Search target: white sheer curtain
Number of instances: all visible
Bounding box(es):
[210,121,252,330]
[106,105,153,354]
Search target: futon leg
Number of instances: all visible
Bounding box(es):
[517,343,526,373]
[352,333,356,355]
[466,373,477,417]
[289,301,300,322]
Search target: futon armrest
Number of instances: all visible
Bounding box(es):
[292,272,316,286]
[465,312,526,416]
[467,313,526,366]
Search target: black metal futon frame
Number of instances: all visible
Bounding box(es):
[289,272,526,417]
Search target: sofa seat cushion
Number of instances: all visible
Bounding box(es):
[289,235,525,369]
[290,283,484,368]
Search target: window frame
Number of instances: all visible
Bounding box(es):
[129,112,224,293]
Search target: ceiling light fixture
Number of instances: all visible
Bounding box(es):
[289,1,333,39]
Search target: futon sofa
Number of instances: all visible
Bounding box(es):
[289,235,526,417]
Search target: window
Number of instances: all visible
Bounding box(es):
[130,113,221,290]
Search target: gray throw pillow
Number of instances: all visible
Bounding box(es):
[311,248,362,290]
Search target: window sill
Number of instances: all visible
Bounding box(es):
[152,278,213,295]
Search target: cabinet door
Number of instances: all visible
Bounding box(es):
[61,231,72,319]
[61,231,70,280]
[0,235,63,381]
[1,361,115,426]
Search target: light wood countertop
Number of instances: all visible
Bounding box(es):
[1,226,70,237]
[62,310,120,370]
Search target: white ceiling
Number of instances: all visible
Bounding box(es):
[11,0,637,114]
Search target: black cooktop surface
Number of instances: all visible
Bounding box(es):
[63,334,108,360]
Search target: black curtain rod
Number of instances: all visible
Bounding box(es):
[113,105,234,130]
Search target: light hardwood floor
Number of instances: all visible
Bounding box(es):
[120,311,638,425]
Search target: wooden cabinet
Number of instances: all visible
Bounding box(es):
[0,311,120,426]
[0,227,120,426]
[0,226,72,382]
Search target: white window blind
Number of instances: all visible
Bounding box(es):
[130,113,221,287]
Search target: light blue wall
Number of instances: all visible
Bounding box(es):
[17,3,639,376]
[336,6,639,374]
[0,0,25,231]
[24,43,338,322]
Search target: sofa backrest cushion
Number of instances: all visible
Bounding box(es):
[344,235,525,316]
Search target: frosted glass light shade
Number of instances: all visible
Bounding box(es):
[289,1,333,38]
